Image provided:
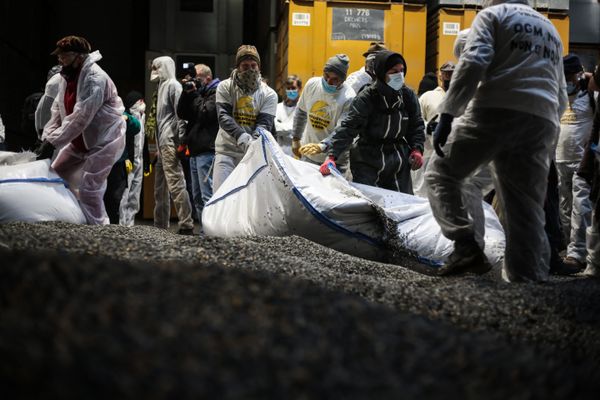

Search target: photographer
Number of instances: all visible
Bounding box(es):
[177,64,220,223]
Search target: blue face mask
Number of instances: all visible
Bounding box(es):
[387,72,405,91]
[566,82,578,95]
[286,89,299,100]
[321,77,338,94]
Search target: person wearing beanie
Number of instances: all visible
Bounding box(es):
[346,42,388,94]
[321,50,425,195]
[554,54,597,273]
[213,44,277,192]
[119,90,150,226]
[425,0,568,281]
[413,60,456,197]
[291,54,355,171]
[35,35,127,225]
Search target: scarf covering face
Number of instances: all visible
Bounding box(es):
[232,68,261,94]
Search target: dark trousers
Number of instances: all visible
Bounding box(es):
[103,161,127,224]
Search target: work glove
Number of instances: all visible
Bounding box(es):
[409,149,424,170]
[176,144,188,160]
[125,159,133,174]
[35,140,55,160]
[291,138,302,159]
[319,155,336,176]
[237,132,253,152]
[144,163,153,177]
[433,113,454,158]
[426,120,438,136]
[299,143,326,156]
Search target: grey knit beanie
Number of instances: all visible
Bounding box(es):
[324,54,350,81]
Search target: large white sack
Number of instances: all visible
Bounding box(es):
[0,151,86,224]
[202,130,505,268]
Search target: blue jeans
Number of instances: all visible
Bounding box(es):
[190,152,214,221]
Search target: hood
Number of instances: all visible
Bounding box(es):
[373,50,407,83]
[151,56,176,82]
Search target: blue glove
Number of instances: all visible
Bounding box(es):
[433,113,454,158]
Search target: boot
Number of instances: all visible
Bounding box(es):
[437,237,492,276]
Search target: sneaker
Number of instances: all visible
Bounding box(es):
[177,227,195,236]
[437,238,492,276]
[583,263,600,278]
[562,256,585,272]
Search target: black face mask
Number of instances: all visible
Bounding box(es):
[60,60,80,80]
[442,79,451,91]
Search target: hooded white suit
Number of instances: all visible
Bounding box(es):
[150,56,193,231]
[43,50,126,225]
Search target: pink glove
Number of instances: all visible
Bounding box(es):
[409,149,423,170]
[320,156,336,176]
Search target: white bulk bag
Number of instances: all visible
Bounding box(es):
[0,151,86,224]
[202,131,505,268]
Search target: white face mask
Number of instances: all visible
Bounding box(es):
[150,70,160,82]
[387,72,405,91]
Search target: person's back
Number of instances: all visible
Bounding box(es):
[443,1,567,124]
[426,0,568,283]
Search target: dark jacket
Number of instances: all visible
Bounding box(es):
[329,51,425,193]
[577,95,600,212]
[177,78,220,155]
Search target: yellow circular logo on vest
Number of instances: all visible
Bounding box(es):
[234,96,257,127]
[309,100,332,130]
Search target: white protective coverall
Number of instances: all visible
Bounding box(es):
[150,56,194,231]
[556,91,595,247]
[425,0,568,282]
[35,73,63,139]
[413,86,446,197]
[292,76,355,167]
[119,100,146,226]
[274,101,296,156]
[345,67,373,95]
[213,76,278,192]
[43,50,126,225]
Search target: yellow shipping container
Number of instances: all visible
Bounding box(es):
[276,0,428,93]
[426,6,570,74]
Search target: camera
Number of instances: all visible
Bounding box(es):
[578,74,590,92]
[183,80,196,91]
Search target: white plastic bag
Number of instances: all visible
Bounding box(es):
[0,152,86,224]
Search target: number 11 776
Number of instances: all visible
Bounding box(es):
[346,8,370,17]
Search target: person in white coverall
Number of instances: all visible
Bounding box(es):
[119,91,147,226]
[35,65,62,140]
[213,45,278,192]
[36,35,126,225]
[425,0,568,282]
[555,55,596,270]
[149,56,194,234]
[274,75,302,156]
[412,61,455,197]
